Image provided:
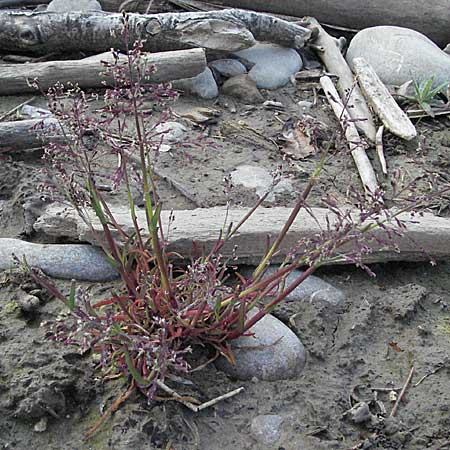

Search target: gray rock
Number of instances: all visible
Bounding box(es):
[215,313,306,381]
[0,238,117,281]
[154,121,188,151]
[345,402,372,424]
[241,265,345,306]
[298,100,314,115]
[250,415,284,446]
[154,122,187,143]
[15,291,40,313]
[209,59,247,78]
[234,43,302,89]
[347,26,450,89]
[172,68,219,99]
[230,165,293,202]
[47,0,101,12]
[222,74,264,104]
[297,48,322,70]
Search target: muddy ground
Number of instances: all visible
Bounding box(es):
[1,49,450,449]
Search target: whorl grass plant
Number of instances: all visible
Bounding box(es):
[28,14,449,438]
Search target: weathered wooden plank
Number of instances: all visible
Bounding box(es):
[34,205,450,264]
[0,49,207,95]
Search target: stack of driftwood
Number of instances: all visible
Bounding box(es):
[0,1,423,193]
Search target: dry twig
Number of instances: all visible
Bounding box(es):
[156,380,244,412]
[390,366,415,417]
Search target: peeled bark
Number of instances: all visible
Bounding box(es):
[352,57,417,141]
[0,9,311,56]
[0,48,206,95]
[306,18,377,142]
[34,205,450,265]
[320,75,379,195]
[212,0,450,47]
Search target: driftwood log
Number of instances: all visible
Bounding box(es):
[320,75,379,195]
[305,18,377,143]
[0,48,206,95]
[0,0,163,12]
[212,0,450,47]
[34,204,450,264]
[352,57,417,141]
[0,9,311,56]
[0,118,64,150]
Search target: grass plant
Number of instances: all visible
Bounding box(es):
[27,14,449,438]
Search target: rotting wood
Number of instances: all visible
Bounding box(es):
[352,57,417,141]
[0,48,206,95]
[210,0,450,47]
[320,75,379,195]
[0,118,64,150]
[303,18,376,143]
[34,204,450,265]
[0,9,311,56]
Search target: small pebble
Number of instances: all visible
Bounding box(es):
[34,417,48,433]
[250,414,284,445]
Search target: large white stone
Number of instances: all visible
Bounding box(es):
[347,26,450,89]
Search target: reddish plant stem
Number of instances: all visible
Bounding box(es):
[228,265,317,339]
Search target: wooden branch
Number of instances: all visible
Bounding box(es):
[0,118,64,150]
[0,9,311,56]
[304,18,376,143]
[376,126,388,175]
[210,0,450,47]
[390,366,415,417]
[320,75,379,195]
[34,204,450,264]
[0,48,206,95]
[352,57,417,141]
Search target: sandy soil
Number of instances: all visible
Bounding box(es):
[1,45,450,450]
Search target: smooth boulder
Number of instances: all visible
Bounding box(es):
[241,265,346,306]
[215,313,306,381]
[234,43,302,89]
[347,26,450,89]
[0,238,117,281]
